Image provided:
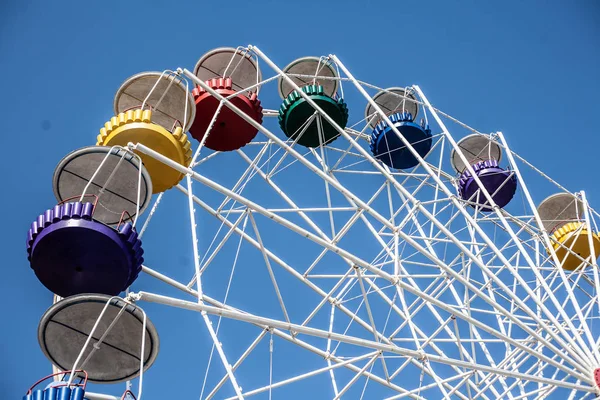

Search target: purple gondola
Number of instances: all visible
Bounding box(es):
[451,134,517,211]
[26,197,143,297]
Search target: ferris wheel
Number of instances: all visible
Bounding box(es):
[22,45,600,400]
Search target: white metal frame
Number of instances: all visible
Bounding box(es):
[54,45,600,399]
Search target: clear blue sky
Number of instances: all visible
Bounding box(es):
[1,0,599,399]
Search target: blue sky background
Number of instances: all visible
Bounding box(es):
[1,0,599,398]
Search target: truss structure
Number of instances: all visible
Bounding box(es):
[81,45,600,400]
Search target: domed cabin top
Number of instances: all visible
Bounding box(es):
[450,134,503,174]
[38,294,159,384]
[53,146,152,226]
[537,193,584,233]
[193,47,262,94]
[365,87,419,129]
[278,56,339,99]
[114,71,196,133]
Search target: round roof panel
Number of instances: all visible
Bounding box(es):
[193,47,262,94]
[365,87,419,128]
[114,71,196,132]
[53,146,152,226]
[38,294,159,384]
[450,134,503,173]
[278,56,339,99]
[537,193,584,232]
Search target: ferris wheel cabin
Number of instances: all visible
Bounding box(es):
[189,47,263,151]
[538,193,600,270]
[277,57,349,148]
[367,88,432,170]
[103,71,194,193]
[26,146,147,297]
[450,134,517,211]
